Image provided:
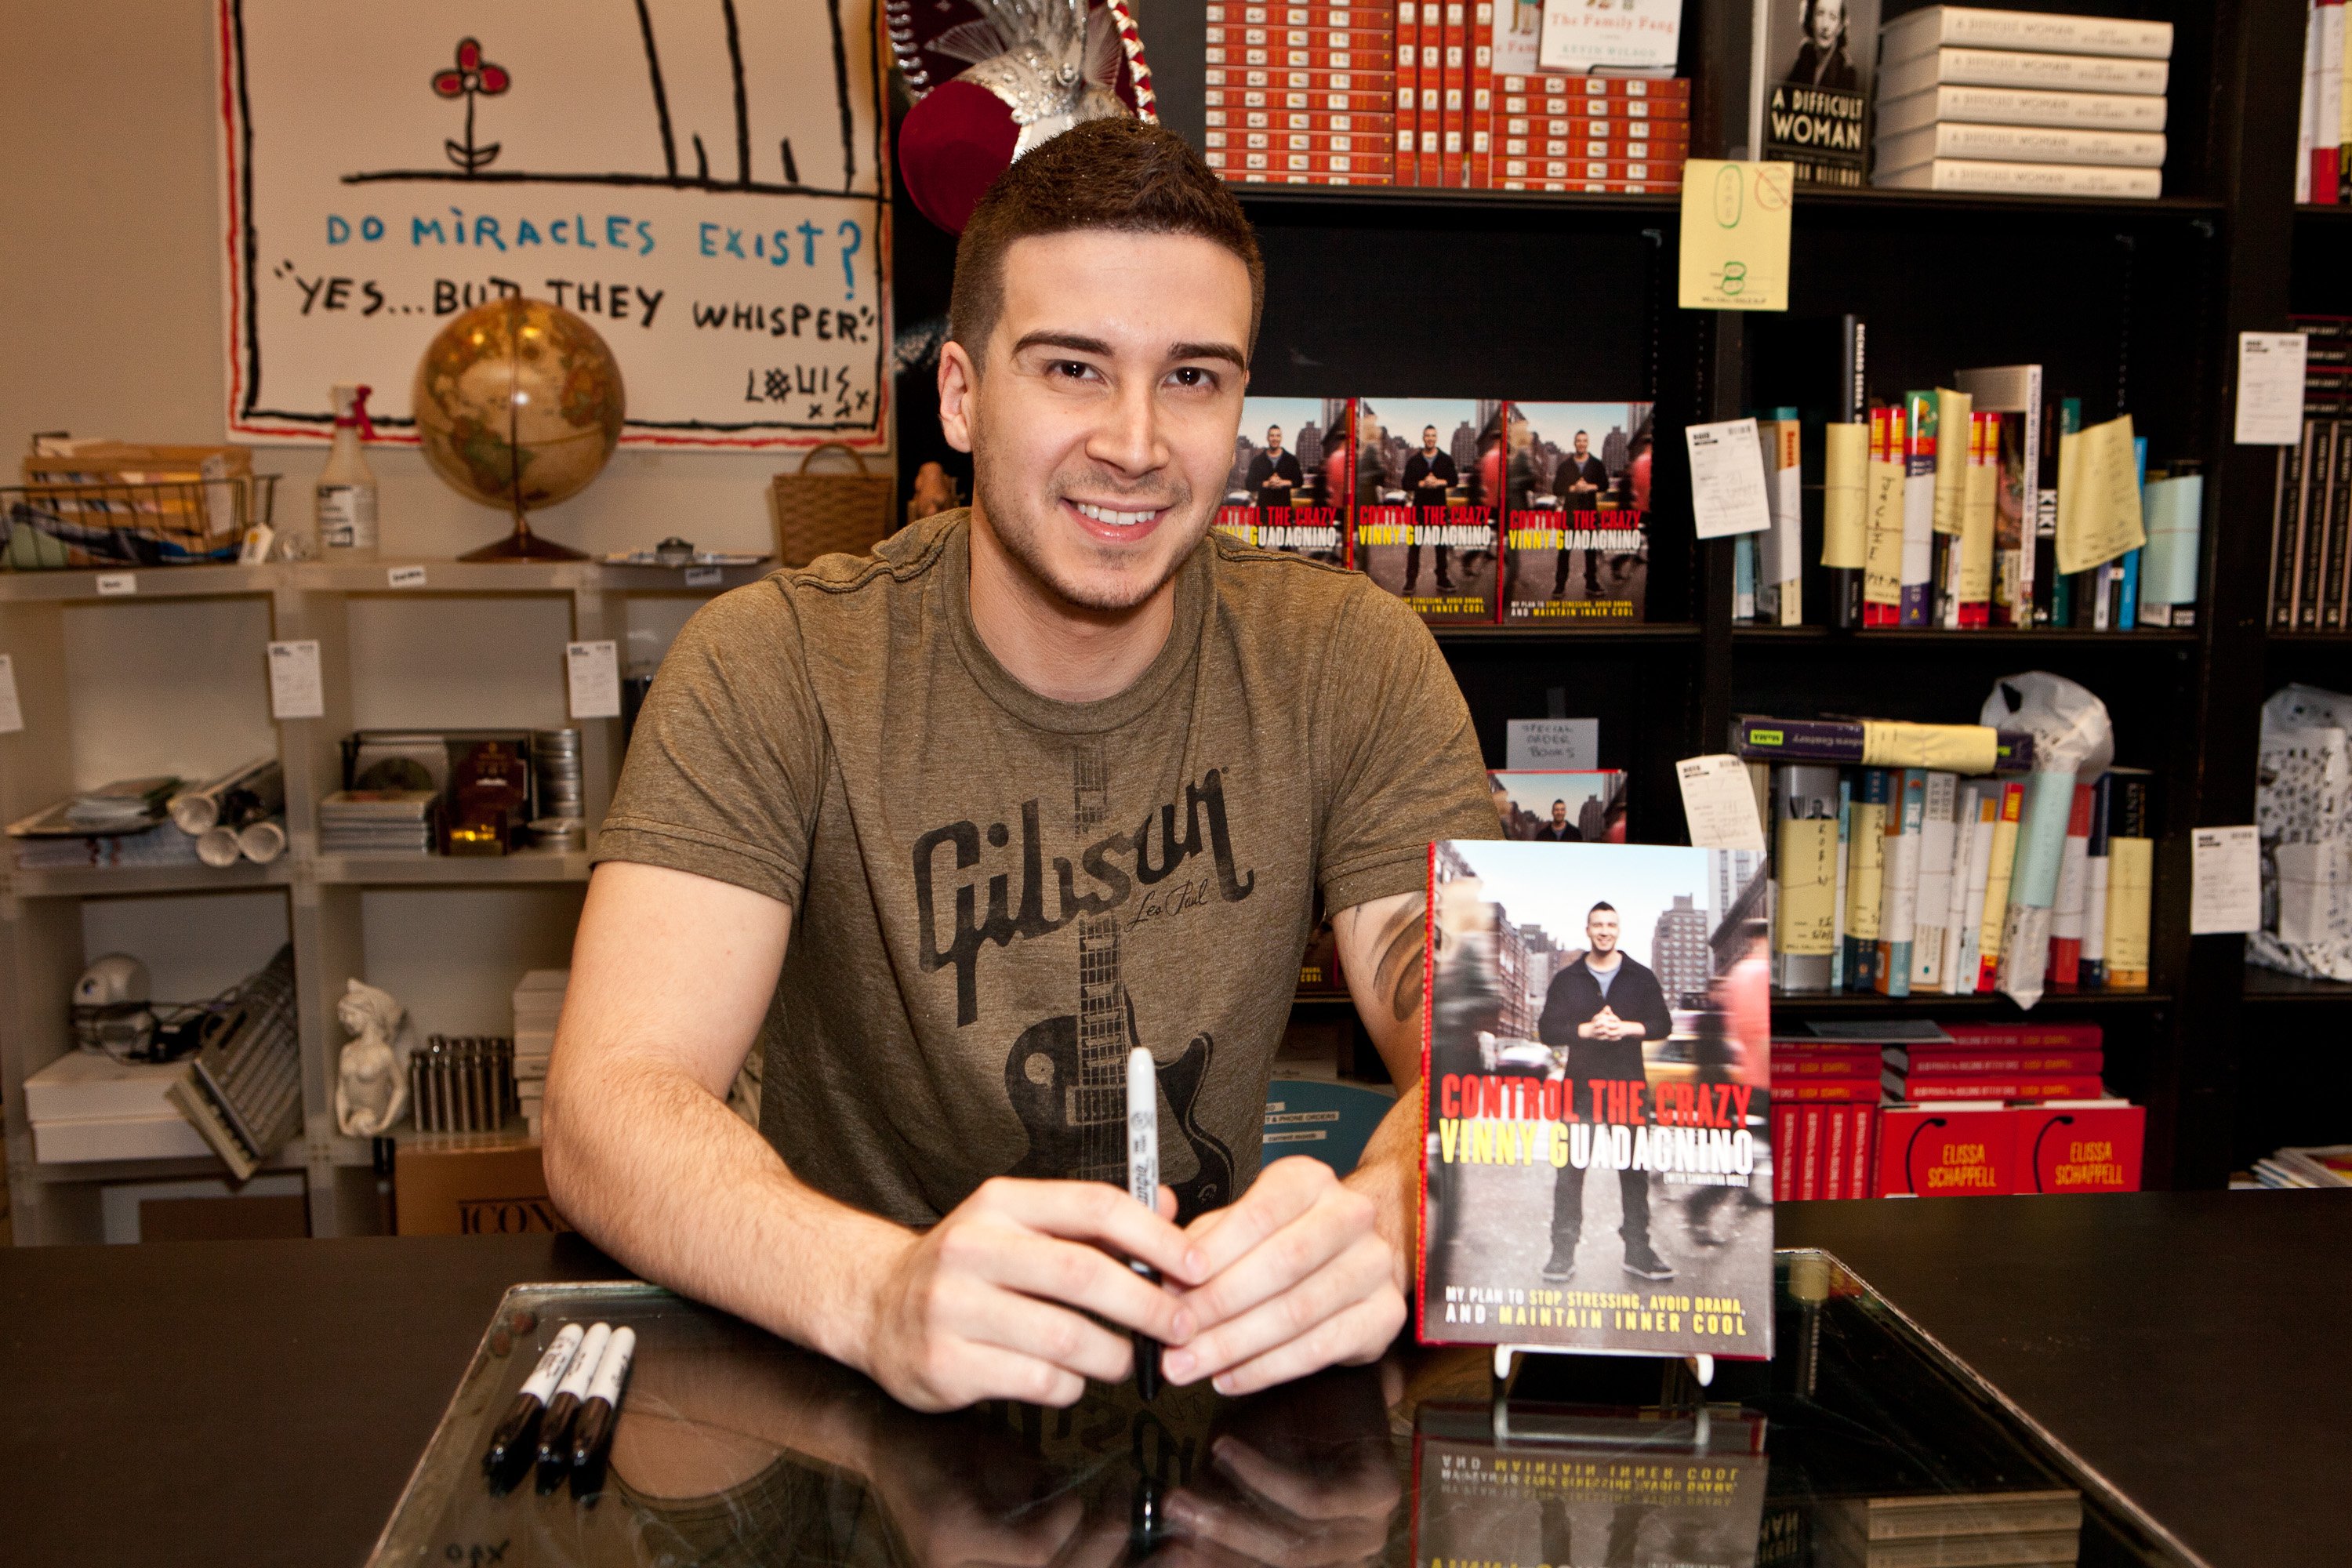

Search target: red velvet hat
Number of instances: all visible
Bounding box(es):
[893,0,1156,234]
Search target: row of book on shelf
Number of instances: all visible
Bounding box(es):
[2267,314,2352,630]
[1773,1021,2143,1197]
[1737,715,2154,1002]
[1207,2,2176,200]
[1213,373,2200,630]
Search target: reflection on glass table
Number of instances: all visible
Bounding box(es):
[367,1254,2200,1568]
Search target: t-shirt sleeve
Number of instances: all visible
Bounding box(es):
[591,582,824,907]
[1312,584,1500,913]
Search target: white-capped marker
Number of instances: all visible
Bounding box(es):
[1127,1047,1163,1401]
[535,1321,612,1468]
[483,1322,584,1473]
[566,1325,637,1471]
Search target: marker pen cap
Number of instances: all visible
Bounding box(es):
[554,1323,612,1404]
[517,1323,586,1405]
[1127,1047,1158,1207]
[585,1327,636,1406]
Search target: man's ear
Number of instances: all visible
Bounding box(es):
[938,339,979,454]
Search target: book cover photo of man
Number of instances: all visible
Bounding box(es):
[1215,396,1347,561]
[1501,402,1653,622]
[1349,397,1503,622]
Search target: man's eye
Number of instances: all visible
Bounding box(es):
[1170,366,1217,389]
[1051,361,1094,380]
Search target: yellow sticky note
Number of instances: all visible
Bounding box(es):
[1930,389,1972,535]
[2055,413,2147,573]
[1679,161,1795,312]
[1821,422,1867,569]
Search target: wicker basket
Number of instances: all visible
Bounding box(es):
[771,445,895,568]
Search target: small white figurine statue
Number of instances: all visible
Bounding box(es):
[335,978,412,1136]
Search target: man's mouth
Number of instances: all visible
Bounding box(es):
[1065,498,1169,536]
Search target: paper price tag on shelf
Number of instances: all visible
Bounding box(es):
[2234,332,2308,445]
[1675,753,1766,853]
[387,564,427,589]
[267,640,325,720]
[1506,717,1598,771]
[95,572,137,597]
[684,565,723,587]
[0,654,23,734]
[1684,417,1774,540]
[567,640,622,719]
[2190,825,2260,935]
[1678,160,1793,312]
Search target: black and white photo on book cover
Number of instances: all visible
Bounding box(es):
[1751,0,1880,186]
[1420,840,1773,1359]
[1501,401,1654,622]
[1214,396,1349,562]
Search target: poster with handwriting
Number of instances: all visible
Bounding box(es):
[1676,161,1793,312]
[218,0,890,448]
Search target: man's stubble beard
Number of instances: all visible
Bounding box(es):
[969,417,1210,615]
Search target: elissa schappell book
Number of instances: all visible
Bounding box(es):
[1420,840,1773,1359]
[1213,395,1352,563]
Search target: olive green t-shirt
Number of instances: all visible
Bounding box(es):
[594,510,1494,1225]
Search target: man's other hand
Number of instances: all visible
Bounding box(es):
[862,1178,1198,1412]
[1162,1157,1404,1396]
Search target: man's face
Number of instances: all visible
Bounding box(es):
[1587,909,1620,956]
[1550,801,1568,826]
[1573,432,1591,458]
[1265,425,1283,452]
[938,230,1250,612]
[1811,0,1844,48]
[1422,426,1439,454]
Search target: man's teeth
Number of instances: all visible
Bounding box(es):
[1075,501,1156,528]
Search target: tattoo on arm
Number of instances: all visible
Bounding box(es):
[1370,895,1428,1022]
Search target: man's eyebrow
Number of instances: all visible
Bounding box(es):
[1170,340,1249,369]
[1007,331,1247,371]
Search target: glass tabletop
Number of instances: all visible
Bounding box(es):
[367,1252,2199,1568]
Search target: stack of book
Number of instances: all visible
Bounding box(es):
[1205,0,1396,184]
[1811,1491,2085,1568]
[1488,74,1688,194]
[1769,1037,1882,1201]
[1743,718,2155,999]
[1882,1022,2106,1102]
[2247,1143,2352,1187]
[1871,5,2171,198]
[318,789,436,855]
[2266,314,2352,630]
[511,969,568,1136]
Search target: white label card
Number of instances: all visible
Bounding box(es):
[94,572,137,597]
[2234,332,2309,445]
[683,566,723,588]
[2189,825,2261,935]
[567,640,622,720]
[267,639,325,720]
[0,653,23,734]
[387,565,427,589]
[1675,753,1767,853]
[1684,418,1775,540]
[1506,718,1599,771]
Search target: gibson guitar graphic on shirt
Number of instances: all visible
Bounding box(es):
[1000,750,1235,1218]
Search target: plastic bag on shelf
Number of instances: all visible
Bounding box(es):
[2251,684,2352,982]
[1981,673,2114,1009]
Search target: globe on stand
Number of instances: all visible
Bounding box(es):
[412,297,626,561]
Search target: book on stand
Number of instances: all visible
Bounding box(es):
[1500,401,1655,623]
[1213,396,1351,563]
[1351,397,1503,623]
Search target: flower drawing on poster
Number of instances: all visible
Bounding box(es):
[430,37,513,172]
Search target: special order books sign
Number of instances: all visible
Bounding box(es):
[1418,840,1774,1363]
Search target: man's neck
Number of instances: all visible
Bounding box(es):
[965,504,1179,704]
[1587,950,1622,972]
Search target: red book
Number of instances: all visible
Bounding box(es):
[1887,1050,2104,1076]
[2047,782,2095,987]
[1823,1106,1849,1199]
[1496,179,1686,194]
[1851,1107,1879,1198]
[1417,16,1440,183]
[1899,1073,2107,1103]
[2015,1103,2144,1193]
[1207,2,1393,20]
[1496,114,1694,140]
[1773,1104,1798,1202]
[1494,73,1691,100]
[1207,66,1400,90]
[1771,1077,1881,1103]
[1209,150,1395,178]
[1209,110,1398,134]
[1208,129,1396,153]
[1207,25,1399,49]
[1393,0,1417,178]
[1938,1022,2103,1051]
[1467,0,1493,187]
[1439,0,1465,186]
[1877,1105,2015,1196]
[1798,1105,1823,1200]
[1208,86,1400,113]
[1772,1049,1882,1075]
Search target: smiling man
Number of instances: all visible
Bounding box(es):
[543,119,1494,1413]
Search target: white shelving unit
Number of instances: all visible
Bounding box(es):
[0,558,769,1243]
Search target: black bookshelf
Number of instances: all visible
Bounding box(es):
[1120,0,2313,1187]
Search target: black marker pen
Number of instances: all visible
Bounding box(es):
[1127,1047,1162,1402]
[536,1321,612,1470]
[568,1325,637,1471]
[483,1322,585,1474]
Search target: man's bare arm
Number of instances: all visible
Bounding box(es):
[1331,887,1432,1280]
[543,860,1199,1410]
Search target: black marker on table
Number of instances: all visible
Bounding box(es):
[536,1321,612,1472]
[1127,1047,1162,1402]
[483,1321,585,1474]
[567,1324,637,1472]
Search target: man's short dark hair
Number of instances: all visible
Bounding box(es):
[1588,902,1617,917]
[949,119,1265,361]
[1552,799,1566,808]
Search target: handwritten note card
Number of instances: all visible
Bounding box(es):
[2056,414,2146,574]
[1678,162,1794,312]
[1685,418,1774,539]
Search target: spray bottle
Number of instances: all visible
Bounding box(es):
[318,384,379,561]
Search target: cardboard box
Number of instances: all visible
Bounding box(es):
[394,1136,572,1236]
